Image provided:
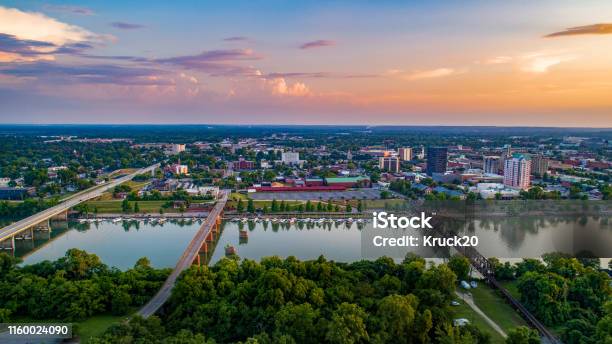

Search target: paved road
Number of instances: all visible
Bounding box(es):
[138,190,229,318]
[455,291,507,338]
[0,164,159,242]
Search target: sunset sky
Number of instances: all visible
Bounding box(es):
[1,1,612,126]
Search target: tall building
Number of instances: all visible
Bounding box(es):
[426,147,447,176]
[281,152,300,165]
[397,147,413,161]
[499,144,512,173]
[503,153,531,190]
[379,156,400,173]
[171,144,186,154]
[416,146,425,159]
[531,155,549,177]
[483,156,501,174]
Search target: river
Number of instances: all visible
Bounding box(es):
[12,214,611,270]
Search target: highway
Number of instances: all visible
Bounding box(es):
[0,164,159,243]
[138,190,228,318]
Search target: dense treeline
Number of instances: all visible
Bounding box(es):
[0,249,170,322]
[92,254,492,343]
[0,198,59,219]
[489,254,612,343]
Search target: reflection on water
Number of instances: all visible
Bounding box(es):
[17,219,202,270]
[8,213,611,269]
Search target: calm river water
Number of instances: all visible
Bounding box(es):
[14,215,611,270]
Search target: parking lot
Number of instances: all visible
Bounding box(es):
[249,188,382,201]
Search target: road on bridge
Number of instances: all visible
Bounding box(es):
[0,164,159,243]
[138,190,229,318]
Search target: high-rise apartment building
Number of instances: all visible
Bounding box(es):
[426,147,447,176]
[379,156,400,173]
[483,156,501,174]
[531,155,549,177]
[503,153,531,190]
[397,147,413,161]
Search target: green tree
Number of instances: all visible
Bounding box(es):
[505,326,541,344]
[517,271,570,325]
[274,303,319,344]
[134,202,140,213]
[247,199,255,213]
[237,198,244,212]
[325,303,369,344]
[357,200,363,212]
[121,198,131,213]
[345,203,352,213]
[374,294,416,344]
[448,254,471,281]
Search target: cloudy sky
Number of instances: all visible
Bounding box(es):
[1,1,612,126]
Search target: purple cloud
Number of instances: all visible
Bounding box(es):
[155,49,262,76]
[299,40,335,50]
[110,21,145,30]
[266,72,377,79]
[0,34,55,55]
[0,62,170,85]
[223,36,248,41]
[43,5,94,15]
[0,33,92,57]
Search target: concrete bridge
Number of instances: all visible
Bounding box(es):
[0,164,159,252]
[138,189,229,318]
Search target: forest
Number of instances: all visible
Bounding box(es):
[93,254,500,343]
[0,249,170,322]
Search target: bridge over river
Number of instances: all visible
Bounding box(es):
[138,190,229,318]
[0,164,159,251]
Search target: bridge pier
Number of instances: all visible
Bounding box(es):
[193,254,201,266]
[0,236,15,252]
[34,219,51,232]
[200,242,208,253]
[50,211,68,221]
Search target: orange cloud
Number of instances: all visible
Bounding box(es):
[545,23,612,37]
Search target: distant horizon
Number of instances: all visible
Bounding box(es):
[0,122,611,130]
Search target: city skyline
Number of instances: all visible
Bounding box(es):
[1,1,612,127]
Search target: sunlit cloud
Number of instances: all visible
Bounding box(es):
[545,23,612,38]
[519,52,577,73]
[0,6,105,46]
[299,40,335,50]
[405,68,461,80]
[485,56,513,64]
[268,78,310,96]
[483,51,577,73]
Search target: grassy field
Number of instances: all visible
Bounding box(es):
[470,283,528,333]
[451,301,505,344]
[83,200,177,214]
[500,280,521,300]
[75,313,127,343]
[363,198,406,209]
